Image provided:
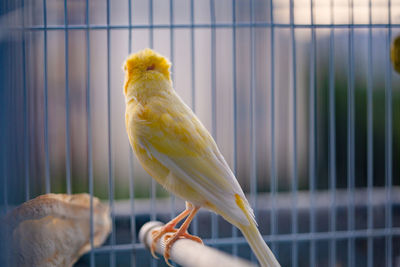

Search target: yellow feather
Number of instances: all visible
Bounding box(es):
[123,48,280,267]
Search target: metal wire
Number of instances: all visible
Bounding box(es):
[366,1,374,266]
[309,0,317,265]
[85,0,95,266]
[64,0,71,195]
[13,23,400,31]
[385,2,393,267]
[209,0,219,245]
[347,1,355,267]
[249,0,257,263]
[190,0,199,238]
[92,227,400,253]
[329,1,337,267]
[127,1,137,267]
[169,0,176,225]
[21,0,29,201]
[290,0,298,266]
[231,0,238,257]
[106,1,116,266]
[269,0,277,255]
[42,0,50,194]
[148,2,156,267]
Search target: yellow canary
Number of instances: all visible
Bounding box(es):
[123,48,280,267]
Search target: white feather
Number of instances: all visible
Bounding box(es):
[143,140,253,226]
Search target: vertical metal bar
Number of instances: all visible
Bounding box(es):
[106,0,115,266]
[168,4,177,262]
[149,0,156,222]
[11,5,17,207]
[309,0,316,265]
[148,2,156,266]
[2,152,7,214]
[64,0,72,195]
[149,0,154,49]
[169,0,176,222]
[249,0,257,262]
[43,0,50,193]
[269,0,277,254]
[366,1,373,267]
[3,98,8,213]
[250,0,257,213]
[86,1,95,266]
[1,0,6,214]
[289,0,298,265]
[190,0,195,113]
[21,0,30,201]
[190,0,199,237]
[1,1,5,215]
[231,0,238,257]
[2,0,10,213]
[209,0,218,242]
[385,1,392,266]
[347,1,355,266]
[329,1,337,267]
[127,1,136,266]
[128,149,137,266]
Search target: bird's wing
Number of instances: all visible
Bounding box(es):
[135,99,254,226]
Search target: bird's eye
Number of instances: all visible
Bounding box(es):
[146,64,155,71]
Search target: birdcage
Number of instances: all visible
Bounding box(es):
[0,0,399,266]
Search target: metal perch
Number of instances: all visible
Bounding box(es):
[139,221,256,267]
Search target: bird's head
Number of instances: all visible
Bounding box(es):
[123,48,171,96]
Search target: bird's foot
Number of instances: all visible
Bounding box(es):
[150,225,178,259]
[163,231,203,267]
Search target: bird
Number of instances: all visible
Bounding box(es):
[123,48,280,267]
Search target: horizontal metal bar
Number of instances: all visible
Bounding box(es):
[92,227,400,254]
[6,22,400,31]
[93,243,146,253]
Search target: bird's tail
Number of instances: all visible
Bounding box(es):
[239,223,280,267]
[234,194,280,267]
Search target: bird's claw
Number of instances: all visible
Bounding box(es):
[149,227,178,259]
[162,231,203,266]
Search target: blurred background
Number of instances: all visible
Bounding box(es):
[0,0,399,266]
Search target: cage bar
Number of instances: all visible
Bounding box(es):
[269,0,277,255]
[190,0,199,238]
[42,0,50,194]
[21,0,29,202]
[309,0,317,266]
[127,1,137,267]
[10,22,400,32]
[328,1,337,267]
[231,0,239,258]
[290,0,298,266]
[347,1,355,267]
[106,0,116,266]
[209,0,218,244]
[85,0,95,266]
[169,0,177,226]
[64,0,72,195]
[366,0,374,266]
[385,1,393,267]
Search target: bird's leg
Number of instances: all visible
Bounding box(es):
[150,202,193,258]
[163,205,202,267]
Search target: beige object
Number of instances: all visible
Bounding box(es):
[2,193,111,267]
[139,221,257,267]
